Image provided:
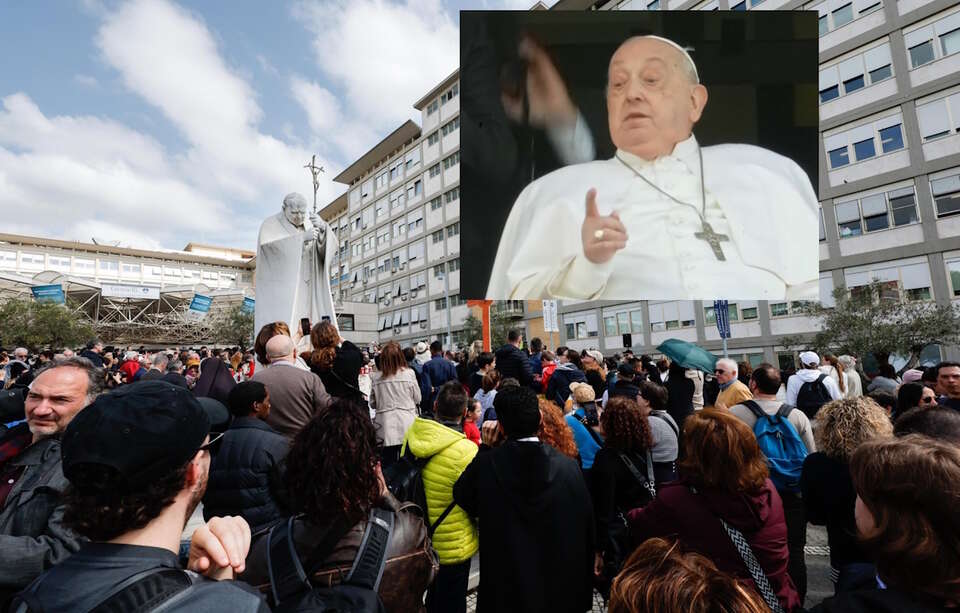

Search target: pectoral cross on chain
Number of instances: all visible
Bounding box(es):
[695,221,729,261]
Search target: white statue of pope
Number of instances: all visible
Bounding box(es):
[254,192,339,352]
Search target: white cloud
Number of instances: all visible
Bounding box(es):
[292,0,458,132]
[95,0,340,205]
[289,75,380,163]
[73,74,99,88]
[2,0,348,254]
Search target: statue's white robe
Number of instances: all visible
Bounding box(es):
[254,213,339,346]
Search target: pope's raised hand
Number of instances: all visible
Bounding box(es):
[581,188,627,264]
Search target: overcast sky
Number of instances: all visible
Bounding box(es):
[0,0,533,252]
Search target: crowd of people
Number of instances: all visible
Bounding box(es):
[1,326,959,612]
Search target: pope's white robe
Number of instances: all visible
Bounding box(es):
[486,136,819,301]
[254,213,339,348]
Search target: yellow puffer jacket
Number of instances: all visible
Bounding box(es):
[402,417,479,565]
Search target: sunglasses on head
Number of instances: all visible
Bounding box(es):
[196,431,225,456]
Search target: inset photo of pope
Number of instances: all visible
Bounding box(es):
[459,11,820,301]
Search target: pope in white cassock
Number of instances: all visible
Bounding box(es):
[254,193,339,350]
[486,35,819,301]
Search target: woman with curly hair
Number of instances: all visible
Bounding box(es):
[800,397,892,594]
[242,398,437,610]
[537,399,579,460]
[609,538,770,613]
[308,321,365,402]
[591,395,657,597]
[628,408,800,612]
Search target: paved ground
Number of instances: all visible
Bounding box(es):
[466,525,833,612]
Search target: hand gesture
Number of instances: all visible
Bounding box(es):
[309,214,323,241]
[187,516,251,580]
[501,36,576,129]
[581,189,627,264]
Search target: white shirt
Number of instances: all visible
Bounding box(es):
[487,135,818,300]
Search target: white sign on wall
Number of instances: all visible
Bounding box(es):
[101,283,161,300]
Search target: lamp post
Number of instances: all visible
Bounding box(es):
[437,268,453,351]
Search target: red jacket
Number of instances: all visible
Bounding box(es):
[628,478,800,612]
[541,362,557,394]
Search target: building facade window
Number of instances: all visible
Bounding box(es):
[904,10,960,69]
[427,131,439,146]
[446,222,460,238]
[429,196,442,211]
[440,116,460,136]
[440,83,459,105]
[442,151,460,170]
[931,170,960,217]
[845,259,934,302]
[428,163,441,178]
[427,100,438,115]
[824,112,905,169]
[815,0,882,36]
[431,229,444,244]
[834,185,919,237]
[916,90,960,141]
[444,187,460,203]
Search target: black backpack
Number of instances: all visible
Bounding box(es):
[795,374,832,419]
[11,567,207,613]
[383,448,457,536]
[267,509,392,612]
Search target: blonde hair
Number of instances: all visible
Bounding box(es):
[815,397,893,461]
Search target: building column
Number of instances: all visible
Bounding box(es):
[758,301,776,363]
[694,300,707,344]
[641,301,653,351]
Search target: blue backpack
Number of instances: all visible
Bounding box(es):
[742,400,808,493]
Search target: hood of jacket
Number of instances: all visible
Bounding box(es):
[793,368,826,383]
[405,417,465,458]
[694,480,775,534]
[489,442,569,519]
[555,362,579,372]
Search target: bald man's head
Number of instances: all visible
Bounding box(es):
[266,334,296,363]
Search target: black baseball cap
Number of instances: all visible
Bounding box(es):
[61,381,210,490]
[617,362,637,378]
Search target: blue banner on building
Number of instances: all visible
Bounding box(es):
[186,294,213,321]
[242,297,255,313]
[31,284,65,304]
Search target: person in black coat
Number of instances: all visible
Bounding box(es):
[590,396,657,596]
[454,386,595,612]
[494,329,534,388]
[202,381,289,534]
[664,362,695,429]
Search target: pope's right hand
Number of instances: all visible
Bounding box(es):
[581,188,627,264]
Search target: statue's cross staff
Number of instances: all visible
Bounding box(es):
[303,155,324,215]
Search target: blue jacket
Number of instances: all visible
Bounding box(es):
[422,355,457,406]
[565,408,603,470]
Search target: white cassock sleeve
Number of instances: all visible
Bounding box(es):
[486,179,615,299]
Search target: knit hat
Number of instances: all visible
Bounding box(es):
[570,382,595,404]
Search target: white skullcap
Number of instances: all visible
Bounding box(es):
[799,351,820,367]
[637,35,700,84]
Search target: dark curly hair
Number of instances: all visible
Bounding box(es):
[283,398,380,526]
[63,462,189,541]
[601,396,653,453]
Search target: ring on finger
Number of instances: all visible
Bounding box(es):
[594,229,604,241]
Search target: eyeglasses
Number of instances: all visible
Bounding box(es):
[714,369,725,374]
[196,431,225,456]
[920,396,937,405]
